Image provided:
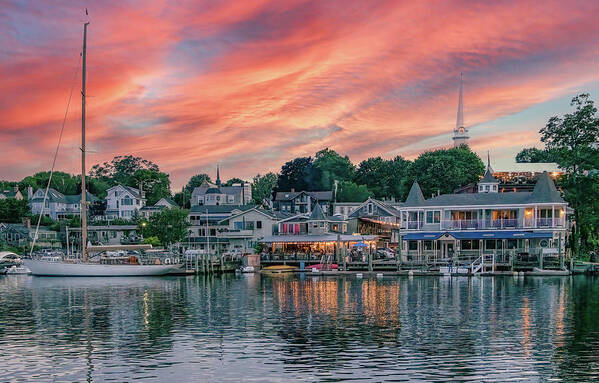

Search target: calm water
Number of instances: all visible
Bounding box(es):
[1,274,598,382]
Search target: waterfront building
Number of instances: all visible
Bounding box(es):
[217,207,291,253]
[29,188,99,220]
[68,225,139,246]
[0,222,60,249]
[104,185,146,219]
[184,204,256,253]
[139,197,178,218]
[261,203,375,256]
[0,187,23,200]
[273,190,333,215]
[399,171,567,263]
[346,198,402,249]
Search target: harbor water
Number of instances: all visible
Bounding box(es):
[0,274,598,382]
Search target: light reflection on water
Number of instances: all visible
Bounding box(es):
[0,274,598,382]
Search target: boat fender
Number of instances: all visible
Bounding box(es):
[164,258,171,265]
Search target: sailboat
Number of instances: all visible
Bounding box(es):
[24,21,176,277]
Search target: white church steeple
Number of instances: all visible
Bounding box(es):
[453,73,469,147]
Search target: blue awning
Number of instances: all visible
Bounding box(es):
[402,231,553,240]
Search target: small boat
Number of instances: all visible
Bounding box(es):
[5,265,31,275]
[309,263,338,270]
[241,266,255,273]
[261,265,296,274]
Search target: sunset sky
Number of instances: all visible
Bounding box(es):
[1,0,599,189]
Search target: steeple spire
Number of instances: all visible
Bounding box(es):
[453,73,469,147]
[216,164,221,186]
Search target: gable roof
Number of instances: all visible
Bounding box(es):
[30,188,98,204]
[156,197,178,207]
[274,190,333,201]
[403,182,426,207]
[348,198,402,218]
[218,207,289,224]
[0,189,19,198]
[309,203,326,220]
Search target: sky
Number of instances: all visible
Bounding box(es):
[1,0,599,189]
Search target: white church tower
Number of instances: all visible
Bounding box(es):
[453,73,469,147]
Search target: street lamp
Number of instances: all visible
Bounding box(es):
[141,221,147,238]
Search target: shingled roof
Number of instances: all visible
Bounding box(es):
[403,182,426,207]
[531,171,565,203]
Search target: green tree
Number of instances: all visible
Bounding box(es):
[133,169,171,205]
[223,178,246,187]
[337,181,371,202]
[19,171,79,195]
[90,155,159,185]
[252,172,278,204]
[313,148,355,190]
[143,236,161,247]
[275,156,321,191]
[0,199,30,223]
[410,146,485,197]
[515,147,559,163]
[354,156,411,200]
[185,174,212,193]
[539,93,599,256]
[141,208,190,246]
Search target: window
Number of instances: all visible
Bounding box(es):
[234,221,243,230]
[507,239,518,249]
[256,221,262,229]
[485,239,503,250]
[423,241,433,250]
[368,203,373,214]
[425,211,440,224]
[408,241,418,251]
[210,229,216,236]
[461,240,480,250]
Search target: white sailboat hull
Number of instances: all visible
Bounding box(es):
[24,259,177,277]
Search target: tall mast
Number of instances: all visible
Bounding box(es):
[81,22,89,261]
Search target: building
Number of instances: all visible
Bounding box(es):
[140,197,178,218]
[0,187,23,200]
[347,198,402,248]
[185,204,256,253]
[104,185,146,219]
[273,190,333,215]
[68,225,140,246]
[0,222,60,249]
[452,73,469,147]
[399,172,567,263]
[218,207,290,253]
[191,167,252,206]
[29,188,99,220]
[261,203,375,256]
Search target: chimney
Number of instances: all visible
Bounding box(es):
[291,188,295,193]
[27,186,33,200]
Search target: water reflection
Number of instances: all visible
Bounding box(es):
[0,274,598,382]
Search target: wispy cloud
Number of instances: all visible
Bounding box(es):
[1,0,598,187]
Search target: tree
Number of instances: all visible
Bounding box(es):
[133,169,171,205]
[223,178,246,187]
[90,155,159,185]
[539,93,599,256]
[89,156,171,205]
[354,156,411,200]
[252,172,278,204]
[313,148,355,190]
[143,236,161,247]
[0,199,30,223]
[275,156,321,191]
[515,147,559,163]
[140,208,190,246]
[19,171,79,195]
[337,181,371,202]
[410,146,485,197]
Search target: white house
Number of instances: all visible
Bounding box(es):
[104,185,146,220]
[139,197,178,218]
[0,187,23,200]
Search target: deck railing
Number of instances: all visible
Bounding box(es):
[403,218,564,230]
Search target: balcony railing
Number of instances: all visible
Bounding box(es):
[403,218,565,230]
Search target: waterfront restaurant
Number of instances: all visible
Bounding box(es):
[398,171,568,264]
[261,204,377,258]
